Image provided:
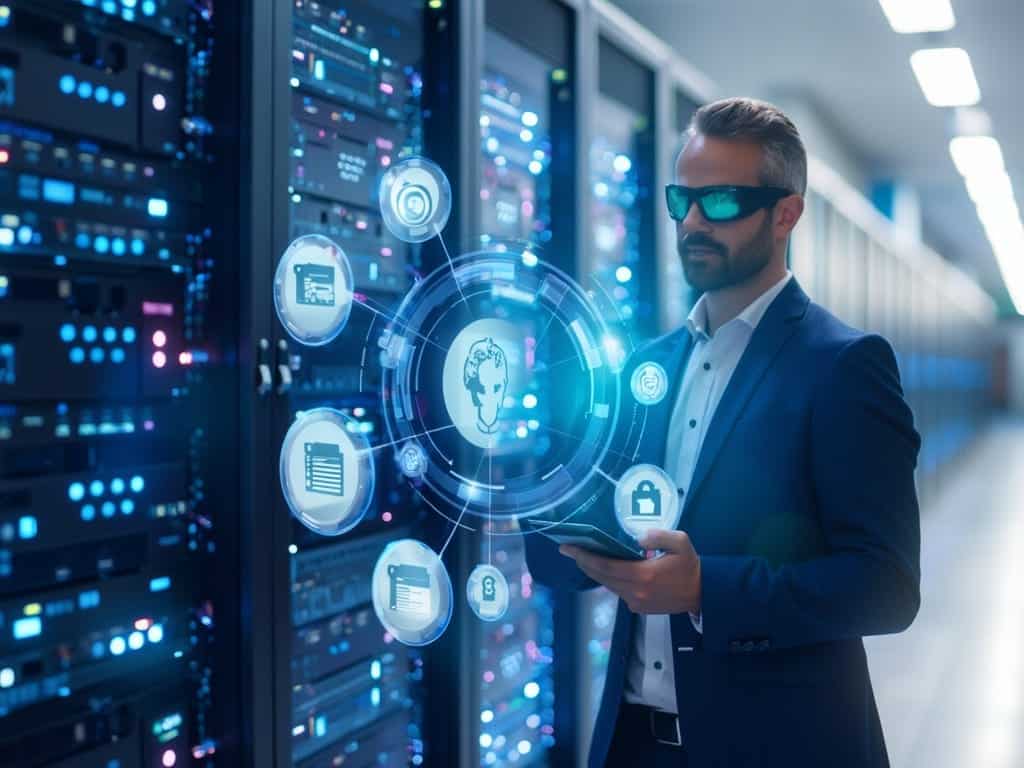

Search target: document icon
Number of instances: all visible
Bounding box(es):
[304,441,344,496]
[388,564,432,617]
[295,263,336,306]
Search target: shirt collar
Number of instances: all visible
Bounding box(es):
[686,270,793,342]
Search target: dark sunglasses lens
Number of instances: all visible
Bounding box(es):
[700,190,742,221]
[666,187,691,220]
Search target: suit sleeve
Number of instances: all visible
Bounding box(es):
[699,334,922,653]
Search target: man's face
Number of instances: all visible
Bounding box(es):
[675,134,777,293]
[474,357,508,429]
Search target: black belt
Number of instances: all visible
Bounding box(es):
[620,702,683,747]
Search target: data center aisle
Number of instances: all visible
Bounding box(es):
[866,419,1024,768]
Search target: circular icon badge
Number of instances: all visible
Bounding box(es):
[279,408,375,536]
[613,464,681,541]
[630,361,669,406]
[397,441,428,479]
[371,538,453,646]
[273,234,354,346]
[378,156,452,243]
[466,564,510,622]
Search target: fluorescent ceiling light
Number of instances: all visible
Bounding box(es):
[910,48,980,107]
[878,0,955,33]
[949,135,1005,178]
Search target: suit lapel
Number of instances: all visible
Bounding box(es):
[681,279,810,517]
[635,329,692,466]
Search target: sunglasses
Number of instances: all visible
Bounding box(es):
[665,184,793,223]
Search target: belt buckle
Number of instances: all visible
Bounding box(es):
[649,709,682,746]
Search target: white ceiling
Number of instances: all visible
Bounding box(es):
[611,0,1022,312]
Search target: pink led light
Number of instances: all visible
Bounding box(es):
[152,93,167,112]
[375,137,394,150]
[143,420,155,431]
[162,749,177,767]
[134,618,152,631]
[379,82,394,95]
[483,670,495,683]
[355,220,368,230]
[380,247,393,257]
[142,301,174,317]
[178,351,193,366]
[152,330,167,348]
[152,350,167,368]
[380,154,391,167]
[382,511,393,522]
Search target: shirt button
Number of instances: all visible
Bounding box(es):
[689,419,697,428]
[703,362,711,371]
[653,661,663,670]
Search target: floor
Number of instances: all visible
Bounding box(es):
[866,420,1024,768]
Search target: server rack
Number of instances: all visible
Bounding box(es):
[0,0,243,765]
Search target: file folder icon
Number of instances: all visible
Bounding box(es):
[388,564,432,617]
[304,441,344,496]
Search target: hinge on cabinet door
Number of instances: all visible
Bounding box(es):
[256,338,272,396]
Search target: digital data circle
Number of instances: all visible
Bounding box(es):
[397,440,428,479]
[371,538,453,646]
[613,463,682,541]
[466,563,510,622]
[273,234,354,346]
[378,249,623,522]
[378,156,452,243]
[630,361,669,406]
[279,408,375,536]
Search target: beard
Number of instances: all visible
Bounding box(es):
[678,214,774,293]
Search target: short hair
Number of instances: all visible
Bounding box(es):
[463,337,506,394]
[682,97,807,196]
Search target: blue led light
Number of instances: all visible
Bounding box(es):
[101,0,116,13]
[314,60,326,80]
[112,90,126,107]
[89,347,105,364]
[77,81,93,99]
[109,636,126,655]
[13,617,41,640]
[101,501,116,518]
[128,631,144,650]
[91,640,105,658]
[94,85,110,103]
[59,324,76,343]
[111,238,125,256]
[110,347,125,364]
[59,75,76,95]
[69,346,85,364]
[17,226,32,245]
[68,482,85,502]
[93,235,109,254]
[89,480,104,497]
[18,516,37,539]
[102,326,117,343]
[75,233,90,249]
[314,715,327,738]
[42,177,75,205]
[149,576,171,592]
[54,254,68,267]
[78,590,100,609]
[82,325,97,343]
[130,475,145,493]
[147,623,163,643]
[122,326,136,343]
[130,238,144,255]
[523,681,540,699]
[370,687,381,707]
[120,499,134,515]
[81,504,95,521]
[121,8,135,21]
[147,198,168,218]
[123,0,138,8]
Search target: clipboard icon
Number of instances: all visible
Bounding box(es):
[388,564,431,617]
[304,441,344,496]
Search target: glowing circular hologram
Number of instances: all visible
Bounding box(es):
[378,156,452,243]
[613,463,682,541]
[273,234,354,346]
[371,538,453,646]
[630,361,669,406]
[379,248,624,521]
[466,563,510,622]
[397,440,428,479]
[279,408,375,536]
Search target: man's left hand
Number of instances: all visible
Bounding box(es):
[559,529,701,615]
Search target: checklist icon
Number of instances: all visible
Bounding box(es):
[304,441,344,496]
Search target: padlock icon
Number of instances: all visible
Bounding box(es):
[631,480,661,518]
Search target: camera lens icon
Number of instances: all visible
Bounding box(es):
[379,156,451,243]
[395,183,433,227]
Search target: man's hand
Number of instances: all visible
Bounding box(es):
[559,529,701,615]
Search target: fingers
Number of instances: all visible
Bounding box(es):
[638,528,691,553]
[560,546,650,584]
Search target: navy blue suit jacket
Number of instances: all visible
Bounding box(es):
[524,278,921,767]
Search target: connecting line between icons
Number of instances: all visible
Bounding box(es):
[487,451,493,565]
[439,450,488,559]
[434,224,470,310]
[352,293,451,355]
[594,466,618,487]
[367,424,458,455]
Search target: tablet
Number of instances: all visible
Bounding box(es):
[522,519,644,561]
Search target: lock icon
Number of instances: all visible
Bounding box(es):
[631,480,661,518]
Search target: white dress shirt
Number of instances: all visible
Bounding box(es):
[622,270,794,714]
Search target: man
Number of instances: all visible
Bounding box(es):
[524,97,921,767]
